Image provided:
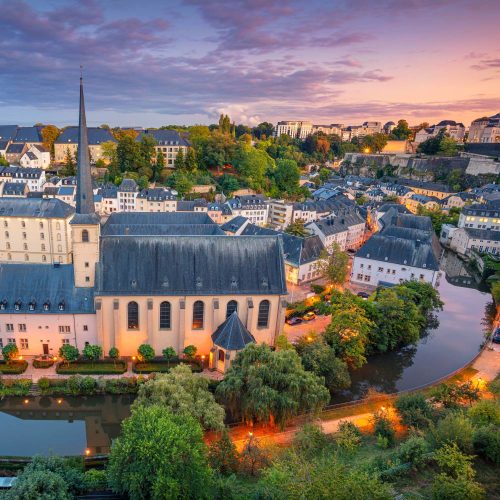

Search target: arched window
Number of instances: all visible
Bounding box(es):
[257,300,270,328]
[82,229,89,242]
[56,222,61,230]
[192,301,204,329]
[226,300,238,319]
[128,301,139,329]
[159,301,171,329]
[57,233,61,241]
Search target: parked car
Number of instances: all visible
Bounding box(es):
[492,328,500,344]
[286,316,303,326]
[357,291,370,300]
[303,311,316,321]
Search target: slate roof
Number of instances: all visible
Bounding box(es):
[240,223,325,266]
[104,211,215,227]
[2,182,26,195]
[137,188,176,201]
[377,203,411,215]
[0,198,74,218]
[13,126,42,143]
[221,216,249,234]
[462,203,500,217]
[0,264,94,314]
[379,208,434,232]
[118,179,137,192]
[212,311,256,350]
[463,228,500,242]
[0,125,18,141]
[0,140,10,151]
[6,143,25,154]
[399,179,453,193]
[136,129,190,146]
[307,210,365,236]
[356,232,439,271]
[56,127,116,145]
[409,193,440,203]
[0,166,43,179]
[96,235,287,296]
[101,223,224,237]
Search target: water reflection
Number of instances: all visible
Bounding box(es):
[0,254,492,455]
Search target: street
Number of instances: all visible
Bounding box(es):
[284,314,331,343]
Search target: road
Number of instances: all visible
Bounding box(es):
[284,315,331,343]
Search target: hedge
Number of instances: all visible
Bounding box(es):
[33,359,55,369]
[0,360,28,374]
[0,378,32,396]
[133,359,202,374]
[56,359,127,375]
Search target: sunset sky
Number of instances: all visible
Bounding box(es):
[1,0,499,127]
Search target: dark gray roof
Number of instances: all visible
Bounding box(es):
[0,198,74,218]
[0,264,94,314]
[464,228,500,242]
[2,182,26,195]
[101,223,224,237]
[119,179,137,192]
[399,179,453,193]
[356,232,439,271]
[379,208,434,232]
[104,211,215,228]
[136,129,190,146]
[377,203,411,215]
[6,143,25,154]
[240,223,325,266]
[0,166,43,179]
[221,216,249,233]
[307,210,365,236]
[13,126,42,143]
[137,188,176,201]
[0,140,9,151]
[212,311,256,350]
[96,235,287,296]
[0,125,18,141]
[463,203,500,217]
[56,127,116,145]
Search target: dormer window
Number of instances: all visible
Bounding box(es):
[29,301,36,311]
[58,301,65,311]
[14,300,22,311]
[0,299,7,310]
[43,302,50,311]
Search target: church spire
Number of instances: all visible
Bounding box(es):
[75,71,95,216]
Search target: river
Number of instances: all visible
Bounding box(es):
[0,254,492,456]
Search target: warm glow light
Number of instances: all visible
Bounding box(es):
[85,449,91,456]
[364,148,370,153]
[248,432,253,437]
[18,356,23,360]
[57,399,63,404]
[24,399,29,404]
[380,406,386,411]
[307,336,313,342]
[53,356,58,361]
[132,356,136,360]
[201,355,206,360]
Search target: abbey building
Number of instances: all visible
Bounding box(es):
[0,79,287,371]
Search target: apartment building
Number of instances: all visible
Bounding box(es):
[0,166,46,192]
[54,127,116,163]
[275,121,313,139]
[136,129,190,168]
[468,113,500,143]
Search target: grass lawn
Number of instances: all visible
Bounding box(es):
[56,360,127,375]
[133,360,202,374]
[0,360,28,374]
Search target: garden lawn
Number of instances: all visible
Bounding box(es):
[56,360,127,375]
[133,360,202,374]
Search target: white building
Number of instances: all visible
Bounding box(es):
[117,179,138,212]
[19,145,51,169]
[449,227,500,256]
[414,120,465,144]
[0,166,46,192]
[468,113,500,143]
[226,195,268,226]
[458,203,500,231]
[275,121,313,140]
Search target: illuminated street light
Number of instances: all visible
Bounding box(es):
[85,449,91,456]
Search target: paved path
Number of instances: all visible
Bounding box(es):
[283,315,331,342]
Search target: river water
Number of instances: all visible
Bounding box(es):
[0,254,491,456]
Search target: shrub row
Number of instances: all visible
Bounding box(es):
[132,359,202,374]
[0,360,28,374]
[33,359,55,369]
[0,378,32,396]
[38,375,149,396]
[56,360,128,375]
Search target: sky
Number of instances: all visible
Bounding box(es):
[0,0,499,128]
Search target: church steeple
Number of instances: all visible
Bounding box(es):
[75,72,96,216]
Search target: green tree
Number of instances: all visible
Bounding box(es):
[153,150,165,181]
[252,122,275,140]
[373,409,396,447]
[134,364,225,431]
[216,344,329,428]
[284,219,308,237]
[116,135,140,172]
[362,133,388,153]
[317,242,349,286]
[4,468,71,500]
[394,392,433,428]
[175,148,185,170]
[218,174,239,195]
[233,143,275,191]
[2,343,19,362]
[473,424,500,464]
[319,168,330,183]
[208,429,239,475]
[62,147,76,176]
[108,347,119,367]
[272,158,300,196]
[58,344,79,365]
[82,344,102,365]
[390,119,412,140]
[162,346,177,361]
[0,154,9,166]
[183,344,197,359]
[108,404,213,500]
[137,344,155,362]
[397,434,431,469]
[169,170,193,197]
[184,147,198,172]
[468,400,500,426]
[430,412,474,453]
[137,135,157,171]
[295,334,351,393]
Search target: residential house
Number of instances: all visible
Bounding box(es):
[136,129,190,168]
[54,127,116,163]
[405,193,440,214]
[458,203,500,231]
[226,195,268,226]
[414,120,465,144]
[0,166,46,192]
[450,227,500,256]
[136,188,177,212]
[5,143,27,164]
[19,145,50,169]
[117,179,138,212]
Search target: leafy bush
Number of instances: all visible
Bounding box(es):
[373,411,396,447]
[336,420,362,452]
[311,284,326,294]
[33,359,55,369]
[83,469,108,491]
[108,347,119,360]
[0,360,28,374]
[56,360,127,375]
[293,423,331,457]
[38,377,50,391]
[432,473,485,500]
[162,347,177,361]
[2,343,19,362]
[468,400,500,426]
[397,434,431,469]
[82,344,102,363]
[208,429,239,476]
[0,378,31,396]
[58,344,79,364]
[473,425,500,464]
[137,344,155,362]
[394,392,433,428]
[430,412,474,453]
[80,376,97,394]
[183,345,197,359]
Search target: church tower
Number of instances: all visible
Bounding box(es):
[71,74,100,287]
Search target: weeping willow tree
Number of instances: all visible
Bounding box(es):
[216,344,329,429]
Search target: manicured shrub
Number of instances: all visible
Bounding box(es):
[38,377,50,391]
[59,344,79,365]
[162,347,177,361]
[137,344,155,362]
[183,345,197,359]
[80,376,97,394]
[2,343,19,362]
[108,347,119,359]
[83,344,103,363]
